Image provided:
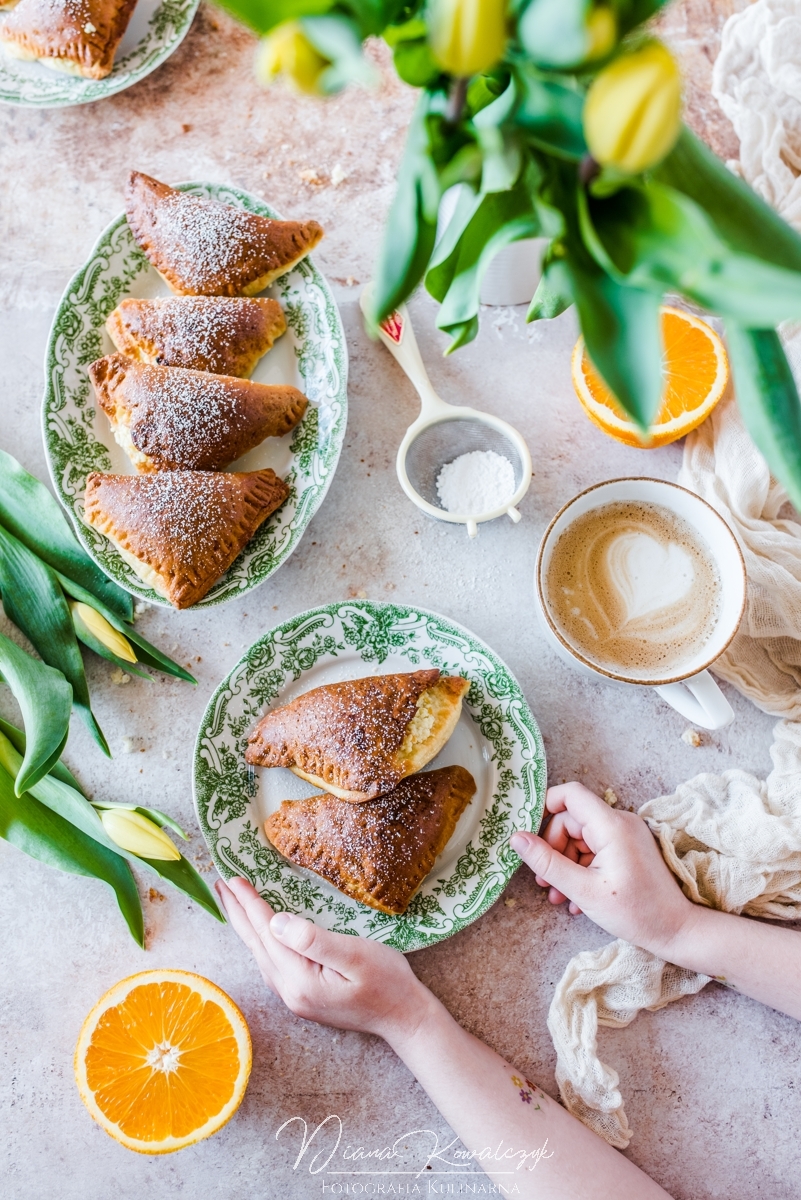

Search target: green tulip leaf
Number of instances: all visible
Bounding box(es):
[303,15,378,91]
[426,170,542,350]
[514,68,587,161]
[0,716,85,794]
[0,524,109,756]
[527,254,574,320]
[0,449,132,622]
[54,572,196,683]
[0,762,143,945]
[138,853,225,923]
[566,241,664,429]
[725,326,801,513]
[655,128,801,274]
[582,181,801,325]
[213,0,333,35]
[518,0,592,70]
[0,631,72,795]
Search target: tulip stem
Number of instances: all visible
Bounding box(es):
[446,76,467,125]
[579,155,600,187]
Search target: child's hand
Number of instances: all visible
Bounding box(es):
[215,877,435,1047]
[511,782,697,959]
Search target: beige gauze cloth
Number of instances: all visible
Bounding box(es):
[546,0,801,1150]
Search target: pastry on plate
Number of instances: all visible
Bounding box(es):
[89,354,307,472]
[105,297,287,378]
[84,469,289,608]
[246,670,471,802]
[0,0,136,79]
[265,765,476,914]
[125,172,324,297]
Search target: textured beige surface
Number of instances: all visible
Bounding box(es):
[2,3,799,1198]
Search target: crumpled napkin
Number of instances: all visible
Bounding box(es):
[547,0,801,1149]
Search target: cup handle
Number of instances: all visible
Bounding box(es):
[654,670,734,731]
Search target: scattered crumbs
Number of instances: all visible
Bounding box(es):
[149,888,166,903]
[345,275,358,287]
[162,750,169,760]
[121,737,135,753]
[111,668,130,686]
[196,656,202,662]
[134,601,148,616]
[139,747,146,753]
[357,589,367,599]
[603,787,619,807]
[331,163,347,186]
[681,728,702,747]
[504,897,517,908]
[181,123,192,133]
[299,168,323,186]
[222,641,230,647]
[280,142,290,150]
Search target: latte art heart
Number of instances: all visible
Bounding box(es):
[606,533,694,625]
[545,500,722,680]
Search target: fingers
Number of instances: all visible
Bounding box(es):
[270,911,360,977]
[510,830,592,907]
[545,783,620,850]
[226,876,277,944]
[216,879,282,994]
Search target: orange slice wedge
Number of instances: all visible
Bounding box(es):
[571,306,729,447]
[74,969,252,1154]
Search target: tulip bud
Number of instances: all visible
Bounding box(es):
[428,0,508,78]
[585,6,616,60]
[583,41,682,174]
[100,809,180,861]
[70,601,137,664]
[255,21,331,95]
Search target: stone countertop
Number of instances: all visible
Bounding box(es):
[1,4,796,1199]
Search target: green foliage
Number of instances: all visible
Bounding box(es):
[228,0,801,504]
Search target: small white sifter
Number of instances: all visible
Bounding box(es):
[360,283,533,538]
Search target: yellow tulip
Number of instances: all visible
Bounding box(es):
[70,601,137,664]
[583,41,683,174]
[429,0,508,78]
[255,21,331,95]
[585,7,617,61]
[100,809,180,861]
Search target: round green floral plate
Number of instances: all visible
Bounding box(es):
[194,601,546,952]
[0,0,200,107]
[42,181,348,608]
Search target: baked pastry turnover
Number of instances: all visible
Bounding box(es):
[0,0,136,79]
[264,765,477,914]
[84,469,289,608]
[105,297,287,378]
[125,172,324,297]
[89,354,307,472]
[246,670,471,802]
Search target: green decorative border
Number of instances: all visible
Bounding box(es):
[0,0,200,107]
[42,181,348,609]
[193,601,547,952]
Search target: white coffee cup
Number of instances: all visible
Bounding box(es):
[534,478,746,730]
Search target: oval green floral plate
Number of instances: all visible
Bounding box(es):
[42,181,348,608]
[194,601,546,952]
[0,0,200,107]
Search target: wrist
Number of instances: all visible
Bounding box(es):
[649,901,719,971]
[381,980,452,1059]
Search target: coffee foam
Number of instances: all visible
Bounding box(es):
[545,500,722,679]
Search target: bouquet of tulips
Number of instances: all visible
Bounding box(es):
[218,0,801,508]
[0,450,221,942]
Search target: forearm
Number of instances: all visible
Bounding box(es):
[385,989,672,1200]
[664,907,801,1019]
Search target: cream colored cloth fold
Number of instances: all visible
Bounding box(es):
[547,1,801,1148]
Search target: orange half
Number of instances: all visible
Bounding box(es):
[74,969,252,1154]
[571,306,729,447]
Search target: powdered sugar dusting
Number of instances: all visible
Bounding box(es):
[436,450,516,516]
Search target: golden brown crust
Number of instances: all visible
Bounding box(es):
[0,0,137,79]
[89,353,307,472]
[105,297,287,377]
[245,670,472,801]
[84,469,289,608]
[124,172,324,297]
[264,766,477,914]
